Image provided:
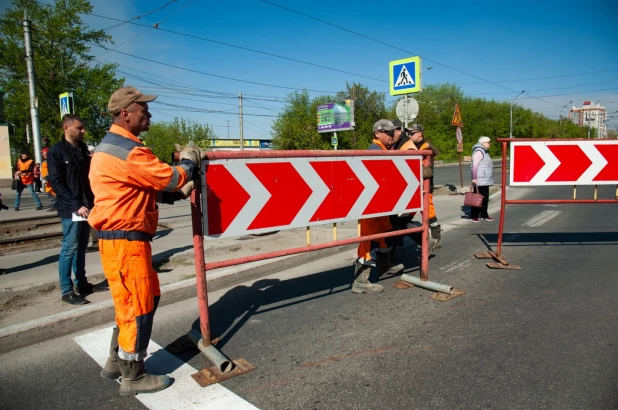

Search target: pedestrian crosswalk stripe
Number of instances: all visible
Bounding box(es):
[74,327,258,409]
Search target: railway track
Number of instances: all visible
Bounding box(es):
[0,215,61,235]
[0,215,63,256]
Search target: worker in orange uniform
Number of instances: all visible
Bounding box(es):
[353,120,405,294]
[398,124,441,250]
[13,150,43,211]
[40,148,57,211]
[88,87,201,396]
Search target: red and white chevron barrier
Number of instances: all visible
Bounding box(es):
[202,156,423,238]
[510,141,618,186]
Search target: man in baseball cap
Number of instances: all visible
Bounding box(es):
[108,87,157,116]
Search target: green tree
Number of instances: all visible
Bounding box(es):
[141,118,218,162]
[0,0,123,159]
[272,83,389,150]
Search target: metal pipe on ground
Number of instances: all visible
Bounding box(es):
[400,274,454,295]
[187,329,233,373]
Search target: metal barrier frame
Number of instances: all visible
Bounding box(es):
[482,138,618,267]
[187,149,437,384]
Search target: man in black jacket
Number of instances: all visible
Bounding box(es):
[48,114,104,305]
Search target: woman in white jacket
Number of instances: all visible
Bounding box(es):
[470,136,494,222]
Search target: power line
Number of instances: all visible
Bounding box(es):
[459,68,618,85]
[89,43,340,93]
[104,0,179,31]
[87,12,387,83]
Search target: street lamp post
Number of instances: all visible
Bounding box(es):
[510,90,525,138]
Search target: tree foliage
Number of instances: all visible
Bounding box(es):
[141,118,218,162]
[271,81,601,159]
[0,0,123,160]
[272,83,389,150]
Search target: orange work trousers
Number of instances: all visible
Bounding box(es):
[100,239,160,360]
[410,193,436,220]
[357,216,392,262]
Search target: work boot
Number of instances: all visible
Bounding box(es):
[352,261,383,294]
[61,291,89,305]
[14,207,19,211]
[377,252,404,277]
[101,327,121,380]
[118,359,172,397]
[430,225,442,250]
[35,205,43,210]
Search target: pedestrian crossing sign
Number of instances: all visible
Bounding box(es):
[389,56,421,95]
[58,92,74,119]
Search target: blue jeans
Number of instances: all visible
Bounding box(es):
[59,218,91,295]
[14,182,42,209]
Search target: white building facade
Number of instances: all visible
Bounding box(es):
[569,101,607,138]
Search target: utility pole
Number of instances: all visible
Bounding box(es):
[510,90,525,138]
[239,92,244,151]
[23,14,43,166]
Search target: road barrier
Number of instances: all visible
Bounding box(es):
[476,138,618,269]
[185,149,452,386]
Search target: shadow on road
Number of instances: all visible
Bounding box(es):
[478,232,618,250]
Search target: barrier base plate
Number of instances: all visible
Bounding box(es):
[486,262,521,270]
[392,280,414,289]
[474,252,494,259]
[192,358,256,387]
[431,289,466,302]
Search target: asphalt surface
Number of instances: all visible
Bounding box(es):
[1,183,616,409]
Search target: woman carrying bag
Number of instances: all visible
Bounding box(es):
[470,136,494,222]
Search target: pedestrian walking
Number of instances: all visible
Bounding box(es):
[470,136,494,222]
[13,151,43,211]
[89,86,199,396]
[48,114,102,305]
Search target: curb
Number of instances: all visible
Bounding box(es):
[0,244,356,354]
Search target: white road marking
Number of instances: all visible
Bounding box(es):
[74,327,258,409]
[442,260,472,274]
[524,210,562,228]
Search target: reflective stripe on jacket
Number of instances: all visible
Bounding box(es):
[88,124,191,236]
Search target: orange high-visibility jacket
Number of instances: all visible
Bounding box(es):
[40,160,55,194]
[16,159,35,185]
[88,124,191,235]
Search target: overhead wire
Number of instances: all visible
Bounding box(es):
[87,12,388,83]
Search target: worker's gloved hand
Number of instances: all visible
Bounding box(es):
[429,145,439,156]
[179,178,200,199]
[175,141,203,169]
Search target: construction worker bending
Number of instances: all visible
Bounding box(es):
[399,124,441,250]
[88,87,201,396]
[353,120,405,294]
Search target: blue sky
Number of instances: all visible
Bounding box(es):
[6,0,618,139]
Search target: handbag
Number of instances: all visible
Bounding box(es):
[464,184,483,208]
[11,178,17,190]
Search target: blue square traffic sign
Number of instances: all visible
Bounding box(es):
[389,56,421,95]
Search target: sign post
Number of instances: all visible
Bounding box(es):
[452,104,464,189]
[332,133,338,151]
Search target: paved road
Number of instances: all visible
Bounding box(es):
[1,184,616,409]
[433,159,504,188]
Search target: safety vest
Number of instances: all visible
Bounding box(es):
[88,124,191,236]
[41,160,54,194]
[17,159,34,185]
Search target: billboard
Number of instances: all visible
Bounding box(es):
[317,100,355,133]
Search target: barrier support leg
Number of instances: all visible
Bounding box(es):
[188,189,256,387]
[399,154,459,295]
[474,141,520,270]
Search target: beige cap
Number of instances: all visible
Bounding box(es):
[108,87,157,115]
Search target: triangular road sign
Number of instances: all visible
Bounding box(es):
[395,65,415,87]
[452,104,463,127]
